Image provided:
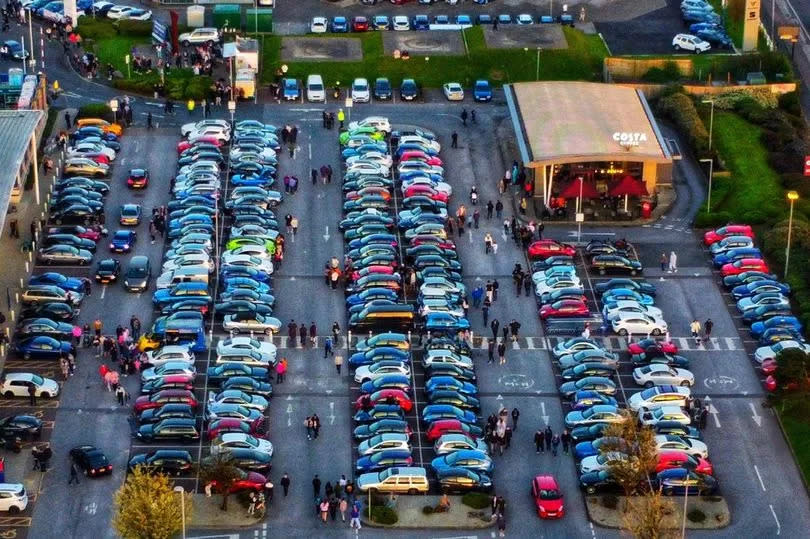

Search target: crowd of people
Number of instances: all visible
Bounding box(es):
[311,474,362,529]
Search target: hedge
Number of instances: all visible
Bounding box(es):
[76,104,113,123]
[363,505,398,525]
[113,74,213,100]
[656,93,710,157]
[461,492,490,509]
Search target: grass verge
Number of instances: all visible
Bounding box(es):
[776,406,810,488]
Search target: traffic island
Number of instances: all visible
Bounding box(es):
[360,495,496,529]
[189,493,264,529]
[585,494,731,530]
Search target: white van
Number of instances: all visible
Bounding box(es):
[155,266,209,290]
[0,484,28,513]
[357,466,429,494]
[306,74,325,102]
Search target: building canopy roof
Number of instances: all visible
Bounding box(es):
[0,109,43,230]
[506,81,672,167]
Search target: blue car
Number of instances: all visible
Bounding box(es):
[425,376,477,396]
[346,288,399,307]
[356,449,413,473]
[750,315,802,338]
[732,280,790,300]
[353,404,405,423]
[331,16,349,32]
[655,468,717,495]
[759,327,803,346]
[412,14,430,30]
[353,419,410,440]
[742,303,793,324]
[29,272,89,293]
[695,28,733,48]
[282,78,300,101]
[15,335,74,359]
[422,404,477,425]
[456,15,472,25]
[223,277,271,295]
[572,391,618,411]
[152,282,211,308]
[601,288,654,306]
[424,312,470,332]
[473,79,492,102]
[713,248,762,268]
[573,436,626,461]
[109,230,136,253]
[431,449,493,473]
[349,347,410,368]
[169,214,213,231]
[231,174,274,187]
[359,374,411,395]
[71,127,118,142]
[220,266,271,283]
[682,9,721,24]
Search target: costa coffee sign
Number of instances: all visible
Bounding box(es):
[613,132,648,146]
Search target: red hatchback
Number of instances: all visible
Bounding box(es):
[531,475,564,519]
[721,258,769,277]
[627,339,678,356]
[352,16,369,31]
[703,224,754,246]
[425,419,481,441]
[127,168,149,189]
[528,240,577,260]
[399,151,443,166]
[403,185,449,203]
[409,235,455,249]
[656,450,713,476]
[134,389,198,413]
[355,389,413,413]
[539,299,589,319]
[177,137,222,153]
[207,418,267,440]
[210,469,267,493]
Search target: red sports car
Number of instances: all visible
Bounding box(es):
[627,338,678,356]
[177,137,223,153]
[207,418,267,441]
[425,419,480,441]
[528,240,577,260]
[352,16,369,31]
[127,168,149,189]
[46,225,103,242]
[539,299,589,319]
[134,389,198,413]
[355,389,413,413]
[409,235,455,249]
[703,224,754,246]
[721,258,769,277]
[403,185,449,203]
[210,469,267,493]
[399,151,443,166]
[345,188,391,201]
[655,451,714,476]
[531,475,564,519]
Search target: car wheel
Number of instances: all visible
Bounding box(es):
[664,487,674,496]
[618,329,628,336]
[586,486,595,494]
[55,218,62,225]
[644,382,654,389]
[674,44,681,51]
[695,49,702,54]
[408,488,418,495]
[3,391,14,398]
[652,329,662,336]
[182,40,190,47]
[599,268,606,275]
[681,380,691,387]
[23,352,31,360]
[232,328,241,334]
[7,506,19,514]
[630,270,637,276]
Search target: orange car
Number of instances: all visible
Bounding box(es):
[75,118,123,137]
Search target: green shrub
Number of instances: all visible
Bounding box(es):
[641,62,683,83]
[461,492,490,509]
[77,104,113,122]
[687,508,707,523]
[779,91,802,117]
[363,505,398,525]
[657,92,710,157]
[422,505,434,515]
[76,16,117,40]
[714,89,779,110]
[115,19,153,38]
[601,494,619,510]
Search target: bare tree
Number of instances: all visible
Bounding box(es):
[601,410,658,498]
[621,486,677,539]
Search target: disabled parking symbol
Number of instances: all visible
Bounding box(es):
[498,374,535,390]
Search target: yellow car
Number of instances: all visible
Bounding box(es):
[64,158,109,178]
[137,333,161,352]
[75,118,123,137]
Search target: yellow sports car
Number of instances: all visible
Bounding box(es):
[64,158,109,178]
[75,118,123,136]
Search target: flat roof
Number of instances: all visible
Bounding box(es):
[0,109,43,229]
[506,81,671,167]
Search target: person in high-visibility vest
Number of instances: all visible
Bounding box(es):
[187,99,195,115]
[337,108,345,129]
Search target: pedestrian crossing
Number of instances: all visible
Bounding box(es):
[207,331,744,353]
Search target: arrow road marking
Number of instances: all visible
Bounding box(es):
[540,401,549,425]
[707,403,721,428]
[323,226,330,242]
[329,401,335,425]
[286,403,293,427]
[749,402,762,427]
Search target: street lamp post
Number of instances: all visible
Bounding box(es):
[536,47,541,81]
[699,158,714,214]
[785,190,799,279]
[228,99,236,128]
[577,176,584,242]
[109,99,119,125]
[173,486,186,539]
[702,99,715,151]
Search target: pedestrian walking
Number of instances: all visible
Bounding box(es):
[334,354,343,375]
[491,495,499,518]
[350,503,362,529]
[471,286,483,307]
[484,232,493,254]
[130,315,141,341]
[660,253,667,271]
[668,250,678,272]
[487,338,495,363]
[699,407,709,429]
[324,336,334,358]
[704,318,714,339]
[497,340,506,365]
[312,414,321,438]
[486,200,494,219]
[551,434,560,456]
[490,318,499,339]
[68,461,80,485]
[511,408,520,430]
[493,279,500,301]
[64,110,72,128]
[524,276,532,297]
[482,304,489,326]
[339,497,348,521]
[509,319,521,341]
[473,209,480,228]
[504,425,513,449]
[497,512,506,537]
[461,108,468,126]
[312,475,321,497]
[451,132,458,148]
[28,383,36,405]
[337,108,345,129]
[319,499,329,523]
[281,473,291,496]
[690,319,702,345]
[535,429,544,453]
[495,200,503,218]
[471,110,477,124]
[310,322,317,346]
[544,426,553,451]
[115,385,128,406]
[561,429,571,454]
[332,321,341,346]
[275,359,286,383]
[146,112,153,129]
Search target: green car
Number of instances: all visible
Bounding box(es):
[225,237,275,253]
[339,128,385,146]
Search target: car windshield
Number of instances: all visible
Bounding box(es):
[30,374,44,385]
[127,265,147,277]
[539,489,561,500]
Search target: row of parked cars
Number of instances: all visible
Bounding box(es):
[23,0,151,24]
[672,0,734,53]
[281,75,493,103]
[703,224,806,392]
[311,12,574,33]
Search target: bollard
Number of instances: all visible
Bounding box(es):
[14,292,18,304]
[407,330,412,345]
[24,262,28,273]
[347,330,351,349]
[9,311,14,322]
[18,278,23,288]
[250,331,255,339]
[470,330,475,348]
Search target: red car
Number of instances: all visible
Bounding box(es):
[352,16,369,31]
[345,188,391,201]
[425,419,481,441]
[703,224,754,246]
[721,258,769,277]
[355,389,413,413]
[210,469,267,493]
[207,418,267,441]
[627,338,678,356]
[46,225,103,242]
[531,475,564,519]
[409,235,455,249]
[760,358,777,376]
[177,137,223,153]
[528,240,577,260]
[399,151,443,166]
[539,299,589,319]
[655,450,713,476]
[127,168,149,189]
[403,185,449,203]
[134,389,198,413]
[351,266,395,281]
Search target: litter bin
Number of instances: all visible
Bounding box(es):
[187,5,205,28]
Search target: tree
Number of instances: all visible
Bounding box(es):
[775,348,810,394]
[113,466,192,539]
[601,410,658,498]
[621,486,677,539]
[200,452,242,511]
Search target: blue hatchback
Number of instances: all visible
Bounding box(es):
[331,16,349,32]
[355,449,413,473]
[15,335,74,359]
[29,272,88,293]
[713,247,762,268]
[473,80,492,102]
[750,315,802,338]
[110,230,136,253]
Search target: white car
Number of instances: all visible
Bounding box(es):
[224,244,272,260]
[311,17,328,33]
[223,313,282,335]
[348,116,391,134]
[306,74,325,102]
[357,433,411,455]
[516,13,534,25]
[672,33,711,54]
[579,452,628,474]
[628,386,691,412]
[352,78,371,103]
[184,126,230,143]
[208,390,269,412]
[217,337,278,364]
[392,15,410,31]
[753,340,810,364]
[221,254,274,275]
[531,267,577,285]
[346,152,392,168]
[211,433,274,456]
[0,373,59,398]
[639,406,692,426]
[398,135,440,153]
[654,434,709,459]
[140,362,197,383]
[230,147,276,161]
[418,301,465,318]
[603,300,663,320]
[181,120,231,138]
[552,338,604,359]
[178,28,221,46]
[610,312,667,336]
[0,484,28,513]
[632,364,694,388]
[347,161,390,177]
[354,361,411,383]
[398,162,443,176]
[535,278,582,298]
[422,350,473,369]
[67,143,116,161]
[442,82,464,101]
[215,349,272,367]
[144,345,194,367]
[107,5,151,20]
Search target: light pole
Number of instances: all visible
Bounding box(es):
[109,99,119,125]
[536,46,541,81]
[173,486,186,539]
[699,158,714,214]
[27,9,34,70]
[228,99,236,128]
[702,99,715,151]
[785,190,799,279]
[576,176,584,242]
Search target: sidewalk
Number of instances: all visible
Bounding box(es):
[190,493,265,528]
[360,495,496,529]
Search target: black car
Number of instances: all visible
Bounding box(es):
[14,318,75,340]
[95,258,121,284]
[590,255,642,276]
[214,300,273,318]
[49,204,101,225]
[55,178,109,195]
[128,450,194,475]
[20,302,78,322]
[595,278,656,297]
[138,403,195,424]
[374,77,392,100]
[227,447,272,473]
[206,364,270,383]
[0,415,42,439]
[136,418,200,443]
[70,445,113,477]
[123,255,151,292]
[400,79,419,101]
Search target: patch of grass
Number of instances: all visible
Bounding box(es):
[261,27,607,87]
[687,508,707,523]
[777,406,810,487]
[461,492,490,509]
[90,36,146,77]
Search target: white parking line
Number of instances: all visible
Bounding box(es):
[770,504,781,535]
[754,464,767,491]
